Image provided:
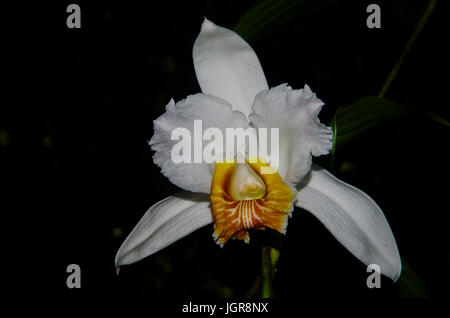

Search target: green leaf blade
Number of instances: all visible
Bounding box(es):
[331,96,449,152]
[234,0,341,44]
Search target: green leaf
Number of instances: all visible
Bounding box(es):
[234,0,340,44]
[396,257,428,298]
[330,96,449,152]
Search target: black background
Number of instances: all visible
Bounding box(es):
[5,0,449,309]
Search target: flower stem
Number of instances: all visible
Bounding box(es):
[261,246,272,298]
[261,245,280,298]
[378,0,438,98]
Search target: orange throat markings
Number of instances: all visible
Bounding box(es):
[209,158,294,247]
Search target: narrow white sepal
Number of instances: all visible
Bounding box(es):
[295,165,402,281]
[115,191,212,270]
[193,18,268,117]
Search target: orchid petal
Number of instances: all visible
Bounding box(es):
[150,94,249,193]
[295,166,402,281]
[249,84,332,188]
[115,191,212,270]
[193,19,268,117]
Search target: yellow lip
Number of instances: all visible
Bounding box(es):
[209,157,294,247]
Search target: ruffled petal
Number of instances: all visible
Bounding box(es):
[295,166,402,281]
[249,84,332,188]
[150,94,249,193]
[193,19,268,117]
[115,191,212,270]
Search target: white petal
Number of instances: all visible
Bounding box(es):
[193,19,268,117]
[295,166,402,281]
[115,191,212,269]
[150,94,249,193]
[249,84,332,188]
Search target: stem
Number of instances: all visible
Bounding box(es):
[261,246,273,298]
[261,245,280,298]
[378,0,438,98]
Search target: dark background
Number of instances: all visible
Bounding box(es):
[5,0,449,305]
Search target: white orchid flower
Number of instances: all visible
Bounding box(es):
[115,19,401,281]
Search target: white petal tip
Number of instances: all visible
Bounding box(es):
[201,18,216,32]
[115,266,120,276]
[303,84,312,93]
[392,263,402,282]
